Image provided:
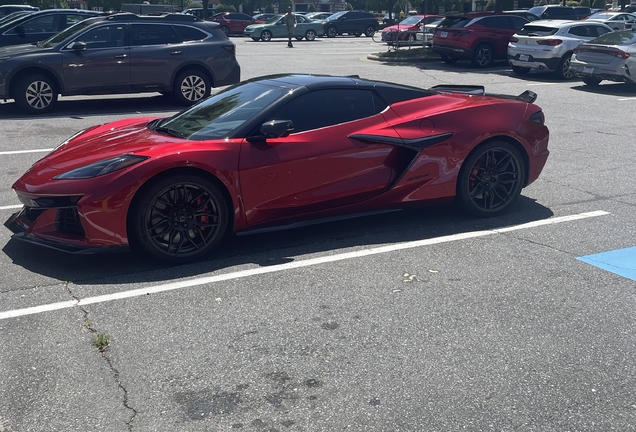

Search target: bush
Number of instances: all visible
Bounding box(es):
[345,2,353,10]
[215,3,236,12]
[566,1,580,6]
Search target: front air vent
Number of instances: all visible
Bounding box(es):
[56,208,85,237]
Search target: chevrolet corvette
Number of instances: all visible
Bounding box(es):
[4,74,550,263]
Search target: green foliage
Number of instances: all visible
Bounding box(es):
[307,2,316,11]
[264,3,274,12]
[345,2,353,10]
[566,0,580,5]
[216,3,236,12]
[538,0,547,4]
[93,333,110,351]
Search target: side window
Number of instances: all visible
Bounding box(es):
[296,15,308,23]
[130,24,180,46]
[66,14,88,28]
[568,26,589,37]
[478,17,508,29]
[593,25,612,36]
[511,16,527,29]
[16,15,56,33]
[174,25,207,41]
[269,89,378,133]
[76,25,126,48]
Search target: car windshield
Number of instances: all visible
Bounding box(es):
[589,29,636,45]
[399,16,422,25]
[328,11,346,20]
[517,25,559,36]
[588,12,614,19]
[155,82,285,140]
[40,18,98,48]
[527,7,545,16]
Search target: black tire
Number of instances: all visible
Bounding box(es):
[583,76,602,86]
[471,43,494,68]
[14,74,58,114]
[440,54,458,64]
[457,141,526,217]
[364,25,376,37]
[555,53,573,80]
[129,174,229,264]
[251,37,259,41]
[295,36,303,41]
[326,26,337,38]
[173,69,211,106]
[220,26,230,37]
[305,29,316,41]
[512,65,531,75]
[261,30,272,41]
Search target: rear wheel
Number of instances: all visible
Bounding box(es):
[471,43,494,68]
[327,26,337,38]
[457,141,526,217]
[440,54,458,64]
[583,76,602,86]
[174,69,210,105]
[14,74,58,114]
[220,26,230,37]
[364,25,376,37]
[305,29,316,41]
[129,174,229,264]
[555,53,573,80]
[512,65,531,75]
[261,30,272,41]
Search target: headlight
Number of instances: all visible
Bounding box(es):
[53,155,149,180]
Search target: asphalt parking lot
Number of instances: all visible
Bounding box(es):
[1,36,635,431]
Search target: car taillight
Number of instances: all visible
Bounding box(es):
[223,44,235,54]
[510,36,519,43]
[530,110,545,125]
[537,39,562,46]
[616,51,631,59]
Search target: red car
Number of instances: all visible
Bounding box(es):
[208,12,260,36]
[5,75,550,263]
[381,14,441,44]
[432,12,529,67]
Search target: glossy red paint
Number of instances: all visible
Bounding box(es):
[6,81,549,258]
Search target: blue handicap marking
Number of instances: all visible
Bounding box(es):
[578,246,636,282]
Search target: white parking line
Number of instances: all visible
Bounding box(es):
[0,210,610,321]
[0,205,21,211]
[0,148,53,156]
[525,83,559,86]
[617,97,636,101]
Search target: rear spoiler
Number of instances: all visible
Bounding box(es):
[428,84,538,103]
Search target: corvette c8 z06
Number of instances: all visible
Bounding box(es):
[5,74,550,264]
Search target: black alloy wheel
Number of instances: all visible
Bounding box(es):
[14,74,58,114]
[457,141,526,217]
[174,69,211,105]
[471,43,494,68]
[555,53,573,80]
[220,26,230,36]
[364,25,375,36]
[129,175,229,263]
[327,26,338,37]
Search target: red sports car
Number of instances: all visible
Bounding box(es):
[5,74,549,263]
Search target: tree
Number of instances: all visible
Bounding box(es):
[216,3,236,11]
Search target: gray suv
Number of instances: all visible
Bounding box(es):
[0,13,241,114]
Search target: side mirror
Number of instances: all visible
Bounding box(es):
[70,41,87,51]
[261,119,294,138]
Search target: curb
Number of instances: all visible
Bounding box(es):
[367,53,441,63]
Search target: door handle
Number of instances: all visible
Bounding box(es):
[170,50,182,55]
[114,54,128,59]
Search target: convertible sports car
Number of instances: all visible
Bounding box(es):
[5,74,550,263]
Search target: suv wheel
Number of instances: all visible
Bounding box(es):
[555,53,573,80]
[14,74,58,114]
[174,70,211,105]
[471,43,494,68]
[364,25,375,37]
[326,26,338,38]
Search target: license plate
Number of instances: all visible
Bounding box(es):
[519,54,529,61]
[440,31,447,37]
[583,67,594,74]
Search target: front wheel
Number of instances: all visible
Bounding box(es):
[555,53,573,80]
[457,141,526,217]
[326,26,337,38]
[471,44,494,68]
[14,74,58,114]
[261,30,272,41]
[174,69,211,105]
[583,76,602,86]
[364,25,376,37]
[129,174,229,264]
[305,29,316,41]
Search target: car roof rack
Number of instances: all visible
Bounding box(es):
[106,12,200,22]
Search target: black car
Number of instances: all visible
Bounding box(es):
[0,9,102,47]
[527,5,578,20]
[322,10,378,37]
[0,4,38,18]
[0,13,241,114]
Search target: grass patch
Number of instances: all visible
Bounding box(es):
[94,333,110,350]
[375,47,440,59]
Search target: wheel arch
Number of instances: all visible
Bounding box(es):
[8,66,63,99]
[171,63,215,89]
[126,166,237,240]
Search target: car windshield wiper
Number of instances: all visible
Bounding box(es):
[153,126,186,139]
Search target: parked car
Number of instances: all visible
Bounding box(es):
[305,12,332,21]
[321,10,378,37]
[584,11,636,30]
[244,13,324,41]
[527,5,578,20]
[252,13,276,21]
[570,29,636,86]
[416,18,443,46]
[208,12,258,36]
[505,10,541,22]
[0,9,102,47]
[5,74,549,263]
[625,3,636,13]
[573,6,592,19]
[508,20,614,79]
[381,14,441,44]
[0,13,241,114]
[182,8,216,19]
[432,12,529,67]
[0,4,38,18]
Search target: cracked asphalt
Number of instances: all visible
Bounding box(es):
[0,37,635,431]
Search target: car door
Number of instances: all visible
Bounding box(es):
[128,23,188,91]
[227,13,253,33]
[61,23,131,94]
[239,88,397,225]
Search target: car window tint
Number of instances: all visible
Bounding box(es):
[270,89,377,133]
[77,25,125,48]
[568,25,591,37]
[16,15,56,33]
[518,25,558,36]
[594,25,612,36]
[174,24,207,41]
[511,16,527,29]
[478,17,508,29]
[66,14,88,27]
[130,24,180,45]
[438,16,471,28]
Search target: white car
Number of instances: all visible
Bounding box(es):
[585,11,636,30]
[508,20,614,79]
[416,18,443,46]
